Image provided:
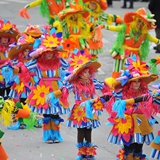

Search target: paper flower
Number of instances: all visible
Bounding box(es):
[86,146,97,156]
[42,35,60,48]
[28,84,50,109]
[71,106,87,126]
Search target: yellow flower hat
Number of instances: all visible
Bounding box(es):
[23,24,42,38]
[0,19,19,39]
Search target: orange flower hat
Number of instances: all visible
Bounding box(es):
[58,0,89,20]
[28,28,65,58]
[124,8,156,30]
[23,24,42,38]
[0,19,19,40]
[83,0,108,11]
[8,33,35,60]
[65,50,101,82]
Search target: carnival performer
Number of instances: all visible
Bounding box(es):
[57,0,92,58]
[23,28,70,143]
[19,0,66,24]
[0,19,19,99]
[83,0,123,61]
[100,8,159,80]
[91,55,159,160]
[62,51,110,160]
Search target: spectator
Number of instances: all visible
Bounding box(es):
[121,0,134,9]
[148,0,160,53]
[107,0,113,7]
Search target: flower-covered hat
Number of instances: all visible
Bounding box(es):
[115,55,158,88]
[8,33,35,60]
[58,0,89,20]
[83,0,108,11]
[28,28,65,58]
[0,19,19,39]
[124,8,156,30]
[65,50,101,82]
[23,24,42,38]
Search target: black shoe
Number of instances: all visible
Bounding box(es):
[128,6,133,9]
[121,6,127,8]
[153,46,158,50]
[155,49,160,53]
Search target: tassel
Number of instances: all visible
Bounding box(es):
[60,87,69,106]
[113,100,126,118]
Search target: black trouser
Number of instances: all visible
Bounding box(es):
[43,114,60,119]
[123,0,134,7]
[77,128,92,143]
[124,143,143,155]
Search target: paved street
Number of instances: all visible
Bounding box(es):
[0,0,160,160]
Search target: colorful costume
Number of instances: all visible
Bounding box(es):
[150,130,160,160]
[64,52,109,159]
[19,0,66,24]
[0,19,19,99]
[25,28,70,143]
[83,0,123,61]
[102,8,159,79]
[57,0,91,57]
[91,55,159,160]
[0,129,8,160]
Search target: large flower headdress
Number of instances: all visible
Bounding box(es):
[116,55,158,87]
[28,28,64,58]
[0,19,19,39]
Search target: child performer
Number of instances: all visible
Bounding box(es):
[83,0,123,61]
[0,19,19,99]
[63,52,109,160]
[91,55,159,160]
[24,28,70,143]
[101,8,159,80]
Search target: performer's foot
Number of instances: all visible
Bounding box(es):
[121,6,126,8]
[46,140,53,144]
[53,139,60,143]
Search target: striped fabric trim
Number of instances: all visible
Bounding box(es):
[30,105,70,115]
[150,149,160,160]
[134,133,154,145]
[107,133,122,145]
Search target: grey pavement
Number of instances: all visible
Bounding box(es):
[0,0,160,160]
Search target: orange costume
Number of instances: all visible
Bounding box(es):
[103,8,159,79]
[19,0,66,24]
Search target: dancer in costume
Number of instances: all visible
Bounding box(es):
[0,19,19,99]
[19,0,66,24]
[100,8,159,79]
[24,28,70,143]
[63,52,109,160]
[83,0,123,61]
[87,55,159,160]
[57,0,91,57]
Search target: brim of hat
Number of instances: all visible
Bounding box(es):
[115,74,159,89]
[29,48,67,59]
[59,8,89,20]
[23,32,42,38]
[124,12,151,29]
[68,61,101,82]
[83,0,108,10]
[0,30,19,39]
[8,43,33,60]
